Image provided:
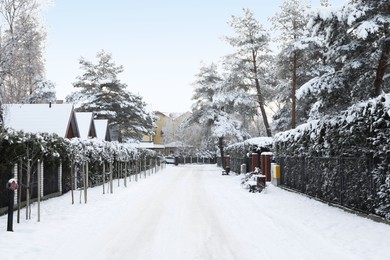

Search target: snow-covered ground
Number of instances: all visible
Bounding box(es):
[1,164,390,260]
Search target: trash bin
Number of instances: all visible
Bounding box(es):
[174,156,179,166]
[257,175,266,187]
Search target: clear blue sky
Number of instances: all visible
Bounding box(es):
[43,0,343,112]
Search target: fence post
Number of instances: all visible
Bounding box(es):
[109,161,113,194]
[339,157,344,206]
[124,161,127,187]
[135,160,138,182]
[16,162,21,224]
[71,162,74,204]
[102,162,105,194]
[84,161,88,204]
[130,161,132,179]
[144,158,146,178]
[26,159,31,220]
[41,160,44,198]
[58,160,62,194]
[13,164,18,211]
[116,161,119,187]
[37,159,41,222]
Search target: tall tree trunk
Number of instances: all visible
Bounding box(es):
[374,23,390,96]
[292,51,297,129]
[218,137,225,169]
[254,78,272,137]
[252,50,272,137]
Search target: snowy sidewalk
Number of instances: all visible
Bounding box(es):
[1,164,390,260]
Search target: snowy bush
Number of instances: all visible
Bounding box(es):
[0,128,157,200]
[224,137,273,173]
[225,137,273,158]
[274,94,390,220]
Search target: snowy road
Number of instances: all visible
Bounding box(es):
[1,164,390,260]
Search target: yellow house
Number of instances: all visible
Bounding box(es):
[142,111,169,144]
[142,111,192,147]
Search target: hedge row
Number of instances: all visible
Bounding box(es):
[273,94,390,219]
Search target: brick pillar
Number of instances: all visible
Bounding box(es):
[261,152,273,181]
[224,155,230,168]
[252,153,259,172]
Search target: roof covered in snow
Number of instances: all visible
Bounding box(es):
[128,141,165,149]
[75,112,96,140]
[94,119,111,141]
[3,103,79,138]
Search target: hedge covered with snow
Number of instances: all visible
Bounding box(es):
[0,128,157,208]
[0,128,156,166]
[225,137,273,158]
[224,137,273,173]
[273,94,390,220]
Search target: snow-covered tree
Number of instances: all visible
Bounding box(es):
[219,55,263,136]
[0,0,46,103]
[224,8,273,137]
[270,0,310,130]
[25,80,56,104]
[185,62,248,156]
[66,50,154,141]
[297,0,390,120]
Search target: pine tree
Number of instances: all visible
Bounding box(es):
[25,80,56,104]
[298,0,390,120]
[224,8,273,137]
[186,63,248,145]
[270,0,310,130]
[66,50,154,141]
[220,55,264,136]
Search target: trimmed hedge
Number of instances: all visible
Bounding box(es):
[274,94,390,220]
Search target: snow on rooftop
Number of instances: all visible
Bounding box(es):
[94,119,109,141]
[75,112,94,139]
[128,141,165,149]
[3,103,75,138]
[244,137,273,147]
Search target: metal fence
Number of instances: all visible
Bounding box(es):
[178,157,216,164]
[276,156,376,215]
[0,157,163,215]
[217,156,252,174]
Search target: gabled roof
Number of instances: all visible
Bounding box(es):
[75,112,97,140]
[2,103,80,138]
[94,119,111,141]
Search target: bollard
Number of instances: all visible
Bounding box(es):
[271,164,281,186]
[240,164,246,175]
[6,179,18,232]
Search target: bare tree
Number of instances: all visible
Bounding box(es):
[0,0,46,103]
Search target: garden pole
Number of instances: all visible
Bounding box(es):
[37,159,41,222]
